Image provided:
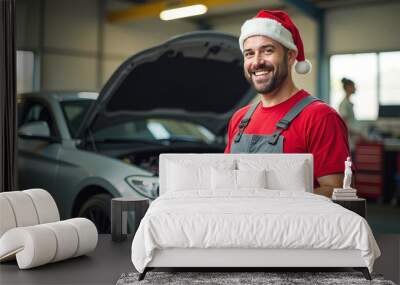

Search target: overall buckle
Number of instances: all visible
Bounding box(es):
[234,118,250,143]
[267,131,281,145]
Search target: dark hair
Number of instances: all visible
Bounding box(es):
[341,77,354,89]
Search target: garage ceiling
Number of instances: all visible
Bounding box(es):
[309,0,395,9]
[107,0,394,23]
[107,0,283,23]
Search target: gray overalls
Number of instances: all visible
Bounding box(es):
[231,96,320,153]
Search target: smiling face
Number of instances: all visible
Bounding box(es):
[243,35,296,94]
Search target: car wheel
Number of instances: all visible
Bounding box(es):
[78,193,112,234]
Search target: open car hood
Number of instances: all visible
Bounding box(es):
[76,31,255,138]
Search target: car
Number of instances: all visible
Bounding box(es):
[17,31,254,233]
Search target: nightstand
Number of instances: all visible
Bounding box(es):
[332,198,366,218]
[111,197,149,242]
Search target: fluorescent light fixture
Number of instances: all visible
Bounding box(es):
[77,92,98,99]
[160,4,207,21]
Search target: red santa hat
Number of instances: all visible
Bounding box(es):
[239,10,312,74]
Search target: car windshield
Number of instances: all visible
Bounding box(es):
[92,118,216,144]
[61,99,96,137]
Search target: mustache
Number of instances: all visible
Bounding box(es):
[250,62,274,73]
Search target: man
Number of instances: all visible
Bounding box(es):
[225,10,350,198]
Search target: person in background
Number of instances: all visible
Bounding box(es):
[338,78,365,150]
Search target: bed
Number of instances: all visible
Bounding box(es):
[131,153,381,280]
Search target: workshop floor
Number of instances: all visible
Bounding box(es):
[367,202,400,233]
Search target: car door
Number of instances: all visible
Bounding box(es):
[17,98,63,195]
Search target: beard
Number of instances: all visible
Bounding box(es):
[245,53,289,94]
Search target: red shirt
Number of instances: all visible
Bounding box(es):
[225,90,350,180]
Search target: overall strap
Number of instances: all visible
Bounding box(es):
[234,102,259,143]
[268,96,321,145]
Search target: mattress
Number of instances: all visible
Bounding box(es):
[131,190,380,273]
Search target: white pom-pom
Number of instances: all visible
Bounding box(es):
[295,59,312,74]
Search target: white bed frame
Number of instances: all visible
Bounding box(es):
[148,248,365,268]
[139,154,371,280]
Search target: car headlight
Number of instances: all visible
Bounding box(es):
[125,175,159,199]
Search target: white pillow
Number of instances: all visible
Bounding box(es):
[236,169,267,189]
[238,159,308,191]
[211,168,267,190]
[167,162,208,191]
[166,159,235,192]
[211,168,236,190]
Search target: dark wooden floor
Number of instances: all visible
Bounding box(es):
[0,235,134,285]
[0,234,399,285]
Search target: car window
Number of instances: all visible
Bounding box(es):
[18,101,57,137]
[93,119,216,144]
[60,99,95,138]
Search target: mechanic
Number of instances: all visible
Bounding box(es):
[225,10,350,198]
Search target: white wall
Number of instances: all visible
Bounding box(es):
[42,0,99,91]
[16,0,100,91]
[290,13,318,96]
[326,2,400,54]
[102,18,196,85]
[44,0,99,53]
[42,54,98,91]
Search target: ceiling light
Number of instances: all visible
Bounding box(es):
[160,4,207,21]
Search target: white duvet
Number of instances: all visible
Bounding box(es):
[131,190,380,273]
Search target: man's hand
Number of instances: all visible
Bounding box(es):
[314,174,344,198]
